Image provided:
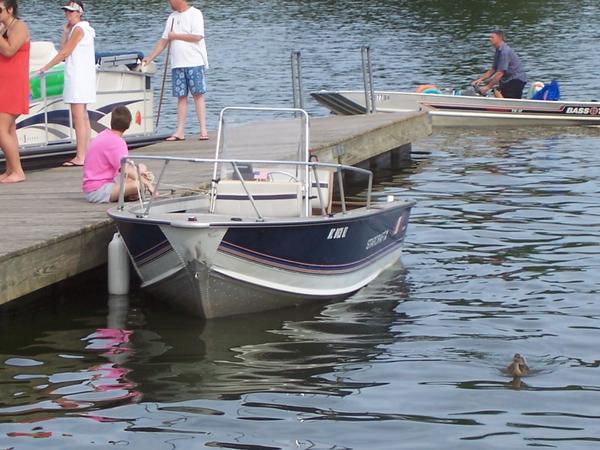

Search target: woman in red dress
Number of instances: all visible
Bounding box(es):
[0,0,29,183]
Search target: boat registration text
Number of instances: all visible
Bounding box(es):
[366,230,389,250]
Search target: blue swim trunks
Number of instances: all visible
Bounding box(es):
[172,66,207,97]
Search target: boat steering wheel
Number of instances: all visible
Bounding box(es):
[266,171,298,182]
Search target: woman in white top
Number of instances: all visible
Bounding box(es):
[38,0,96,166]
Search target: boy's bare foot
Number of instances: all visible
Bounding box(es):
[0,172,26,183]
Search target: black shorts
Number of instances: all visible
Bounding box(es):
[499,79,526,99]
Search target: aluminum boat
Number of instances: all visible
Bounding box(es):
[311,90,600,127]
[108,107,414,318]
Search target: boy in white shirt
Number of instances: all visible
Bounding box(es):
[144,0,209,141]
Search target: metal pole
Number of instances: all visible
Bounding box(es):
[367,47,376,113]
[303,112,310,218]
[118,159,127,210]
[361,46,376,114]
[68,103,74,142]
[291,51,304,109]
[136,163,145,205]
[311,166,327,216]
[143,71,148,135]
[231,162,263,221]
[337,169,347,215]
[296,52,304,110]
[291,51,297,108]
[41,74,49,146]
[156,19,174,130]
[144,159,169,216]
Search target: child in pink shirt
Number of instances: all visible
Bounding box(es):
[82,106,152,203]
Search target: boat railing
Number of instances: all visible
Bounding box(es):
[117,156,373,221]
[32,67,73,147]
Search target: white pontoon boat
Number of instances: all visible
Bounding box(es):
[10,41,162,165]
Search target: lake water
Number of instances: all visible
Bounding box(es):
[2,1,600,448]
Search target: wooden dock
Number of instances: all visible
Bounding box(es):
[0,112,430,307]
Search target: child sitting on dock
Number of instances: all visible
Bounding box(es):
[82,106,153,203]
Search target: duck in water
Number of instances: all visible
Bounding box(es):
[505,353,530,377]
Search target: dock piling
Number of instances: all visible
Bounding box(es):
[361,46,376,114]
[291,51,304,110]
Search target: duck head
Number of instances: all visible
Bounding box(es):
[506,353,530,377]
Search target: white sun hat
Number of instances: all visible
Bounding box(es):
[61,2,83,13]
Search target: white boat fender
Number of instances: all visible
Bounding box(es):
[108,232,130,295]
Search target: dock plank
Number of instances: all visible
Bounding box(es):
[0,112,430,306]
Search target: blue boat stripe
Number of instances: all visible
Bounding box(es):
[134,240,173,266]
[134,239,171,260]
[217,194,298,201]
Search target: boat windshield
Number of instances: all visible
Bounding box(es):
[213,107,310,184]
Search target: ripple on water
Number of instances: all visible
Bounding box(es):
[4,358,44,367]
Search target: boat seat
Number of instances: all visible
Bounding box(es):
[213,180,302,218]
[254,167,335,214]
[29,41,58,72]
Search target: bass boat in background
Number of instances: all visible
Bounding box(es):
[311,88,600,127]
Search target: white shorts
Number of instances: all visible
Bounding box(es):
[85,182,115,203]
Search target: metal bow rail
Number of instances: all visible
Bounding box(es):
[117,156,374,222]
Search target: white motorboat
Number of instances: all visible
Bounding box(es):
[9,41,162,165]
[108,107,415,319]
[311,89,600,127]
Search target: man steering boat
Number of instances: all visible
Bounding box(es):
[472,30,527,99]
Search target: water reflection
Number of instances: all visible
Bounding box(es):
[0,268,409,403]
[118,268,408,403]
[0,295,139,420]
[0,268,419,448]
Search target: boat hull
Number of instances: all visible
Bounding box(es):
[113,203,412,318]
[311,90,600,127]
